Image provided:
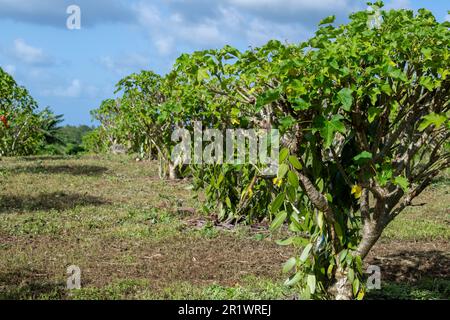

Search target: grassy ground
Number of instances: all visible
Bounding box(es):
[0,155,448,300]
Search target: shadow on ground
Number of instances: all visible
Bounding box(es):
[371,250,449,282]
[366,249,450,299]
[7,164,108,176]
[18,156,70,162]
[0,268,66,299]
[0,192,109,213]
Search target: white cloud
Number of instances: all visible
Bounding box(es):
[133,2,161,26]
[11,38,52,66]
[177,22,225,46]
[0,0,134,27]
[131,0,368,59]
[42,78,98,98]
[245,18,310,47]
[154,37,174,55]
[384,0,411,10]
[45,79,81,97]
[98,53,151,75]
[133,2,227,56]
[227,0,350,11]
[446,14,450,22]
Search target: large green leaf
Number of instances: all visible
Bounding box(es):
[418,113,447,131]
[319,115,347,148]
[337,88,353,111]
[270,192,285,214]
[299,243,313,262]
[270,211,287,231]
[282,257,297,273]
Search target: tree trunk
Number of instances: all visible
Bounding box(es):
[356,220,383,259]
[328,268,353,300]
[329,220,383,300]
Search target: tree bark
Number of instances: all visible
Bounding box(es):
[328,268,353,300]
[329,218,383,300]
[355,220,383,259]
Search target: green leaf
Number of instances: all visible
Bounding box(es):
[329,59,339,70]
[307,274,316,294]
[288,155,303,170]
[279,148,289,162]
[317,211,324,231]
[277,163,289,179]
[355,256,363,275]
[256,88,281,108]
[347,268,355,283]
[197,68,209,82]
[282,257,297,273]
[291,98,311,111]
[270,192,285,214]
[421,48,432,60]
[353,151,373,164]
[284,271,302,287]
[339,249,348,264]
[319,15,336,25]
[301,287,311,300]
[394,176,409,192]
[279,116,296,130]
[299,243,313,262]
[286,186,296,203]
[287,171,299,188]
[377,164,393,186]
[327,264,334,279]
[334,222,343,243]
[419,76,434,91]
[289,215,303,232]
[368,107,382,123]
[353,278,360,296]
[337,88,353,111]
[270,211,287,231]
[319,114,346,148]
[225,196,232,209]
[291,236,310,247]
[418,113,447,131]
[276,237,294,246]
[380,83,392,96]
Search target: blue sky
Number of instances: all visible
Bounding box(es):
[0,0,448,125]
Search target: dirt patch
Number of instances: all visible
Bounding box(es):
[80,234,293,289]
[366,240,450,283]
[0,230,294,293]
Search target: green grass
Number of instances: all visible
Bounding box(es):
[367,278,450,300]
[69,276,292,300]
[0,155,448,300]
[382,176,450,241]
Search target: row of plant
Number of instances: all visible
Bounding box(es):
[90,4,450,299]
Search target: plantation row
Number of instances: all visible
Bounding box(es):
[89,6,449,299]
[2,4,449,299]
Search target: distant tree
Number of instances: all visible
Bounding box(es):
[0,67,44,156]
[38,107,65,145]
